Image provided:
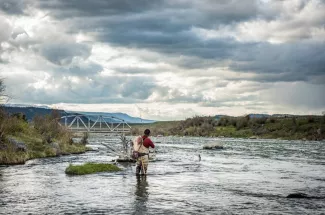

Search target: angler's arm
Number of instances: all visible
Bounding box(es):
[148,139,155,148]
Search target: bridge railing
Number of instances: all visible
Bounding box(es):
[59,114,131,133]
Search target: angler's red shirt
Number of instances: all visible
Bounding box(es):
[142,135,155,148]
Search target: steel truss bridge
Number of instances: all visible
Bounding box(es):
[60,114,131,134]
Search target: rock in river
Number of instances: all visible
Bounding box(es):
[286,193,309,199]
[203,143,224,150]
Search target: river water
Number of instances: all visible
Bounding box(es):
[0,135,325,214]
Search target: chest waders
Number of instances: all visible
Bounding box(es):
[135,137,151,175]
[136,154,149,175]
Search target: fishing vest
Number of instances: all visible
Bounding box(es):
[133,136,149,154]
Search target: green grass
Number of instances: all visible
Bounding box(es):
[0,142,87,165]
[0,114,88,165]
[65,163,121,175]
[60,143,87,154]
[0,150,28,165]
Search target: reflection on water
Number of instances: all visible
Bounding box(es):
[0,135,325,214]
[134,175,149,215]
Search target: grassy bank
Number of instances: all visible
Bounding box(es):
[131,115,325,141]
[65,163,121,175]
[0,109,88,165]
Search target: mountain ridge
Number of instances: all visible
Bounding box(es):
[2,105,155,124]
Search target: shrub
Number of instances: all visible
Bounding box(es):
[65,163,121,175]
[236,117,249,130]
[250,117,267,125]
[307,116,315,123]
[11,113,28,122]
[33,110,72,143]
[217,116,229,126]
[0,109,28,140]
[0,150,27,165]
[130,127,141,135]
[201,122,213,131]
[229,117,237,127]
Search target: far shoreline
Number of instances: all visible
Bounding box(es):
[150,135,325,142]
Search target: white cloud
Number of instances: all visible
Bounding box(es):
[1,0,324,119]
[0,16,12,42]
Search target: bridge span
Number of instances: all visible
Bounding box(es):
[60,114,131,134]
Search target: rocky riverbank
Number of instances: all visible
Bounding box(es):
[0,109,89,165]
[0,135,89,165]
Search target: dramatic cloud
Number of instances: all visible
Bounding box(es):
[1,0,324,120]
[39,42,91,66]
[0,0,27,15]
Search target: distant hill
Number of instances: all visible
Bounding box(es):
[67,111,155,124]
[248,114,270,118]
[215,113,301,119]
[2,106,68,121]
[2,104,155,124]
[215,115,229,120]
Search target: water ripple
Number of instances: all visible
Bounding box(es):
[0,136,324,214]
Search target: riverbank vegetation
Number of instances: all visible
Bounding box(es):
[0,108,88,165]
[131,115,325,141]
[65,163,121,175]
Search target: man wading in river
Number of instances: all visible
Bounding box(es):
[133,129,155,175]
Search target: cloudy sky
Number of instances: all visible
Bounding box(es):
[0,0,324,120]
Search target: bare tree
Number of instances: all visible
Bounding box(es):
[0,78,9,104]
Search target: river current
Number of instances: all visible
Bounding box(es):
[0,135,324,214]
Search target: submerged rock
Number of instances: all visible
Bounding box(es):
[114,158,136,163]
[203,143,224,150]
[286,193,324,199]
[286,193,309,199]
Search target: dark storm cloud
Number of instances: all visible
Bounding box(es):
[36,0,258,61]
[243,72,308,83]
[3,0,325,112]
[40,42,92,66]
[263,82,325,110]
[37,0,163,18]
[97,30,241,59]
[230,42,325,79]
[119,77,157,100]
[37,0,257,25]
[0,0,27,15]
[31,0,325,82]
[14,75,161,104]
[40,0,322,83]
